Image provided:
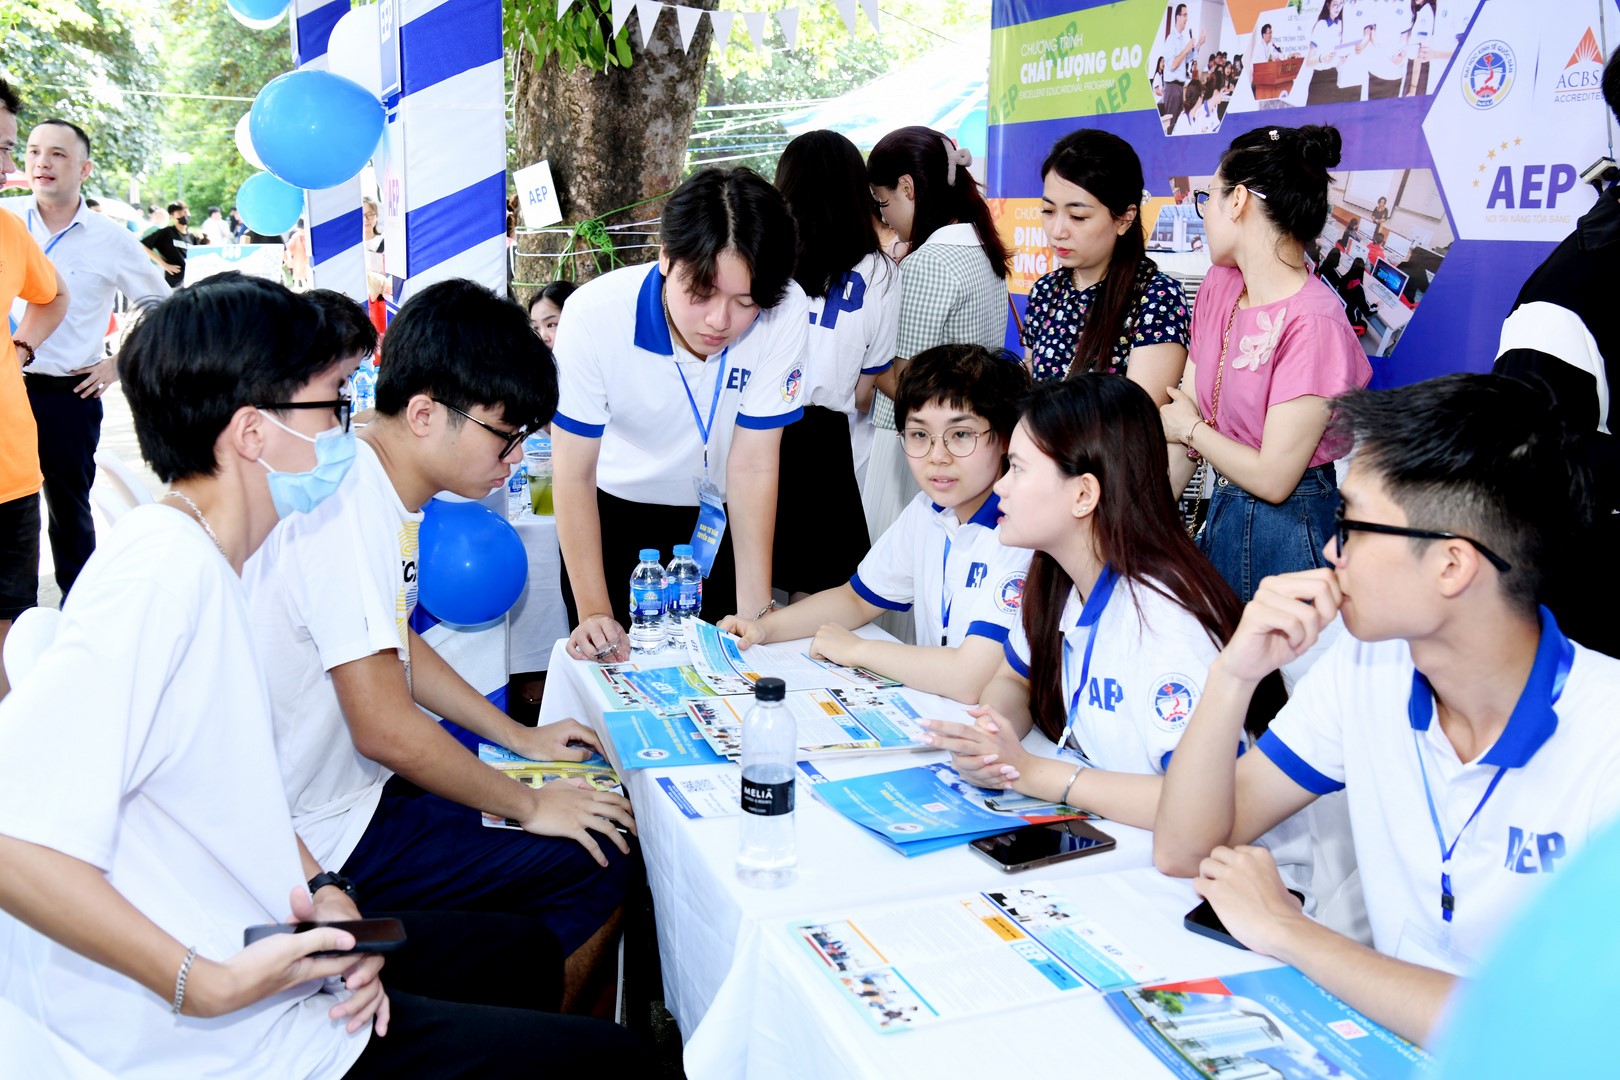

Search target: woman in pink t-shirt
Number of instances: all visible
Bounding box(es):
[1161,124,1371,601]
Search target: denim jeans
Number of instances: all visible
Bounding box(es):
[1197,464,1338,603]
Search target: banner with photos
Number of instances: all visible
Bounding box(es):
[988,0,1619,386]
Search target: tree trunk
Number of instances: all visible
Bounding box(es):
[513,1,717,292]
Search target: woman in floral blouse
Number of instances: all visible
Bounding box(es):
[1022,129,1189,405]
[1160,124,1371,602]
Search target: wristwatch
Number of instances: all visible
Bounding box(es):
[308,870,358,901]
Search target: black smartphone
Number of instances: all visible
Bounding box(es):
[1183,891,1305,951]
[242,917,407,956]
[969,820,1117,872]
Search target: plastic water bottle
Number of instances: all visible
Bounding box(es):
[629,549,668,654]
[666,544,703,641]
[505,462,529,521]
[738,677,796,888]
[349,359,377,413]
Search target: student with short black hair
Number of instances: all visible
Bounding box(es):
[771,129,902,596]
[1161,124,1370,602]
[721,345,1031,704]
[306,287,380,363]
[1154,373,1620,1045]
[243,279,636,1015]
[553,167,808,660]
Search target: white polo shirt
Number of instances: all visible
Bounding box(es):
[1164,25,1193,81]
[803,251,901,418]
[1258,609,1620,974]
[243,440,421,870]
[851,490,1031,648]
[6,196,170,375]
[552,261,809,506]
[1003,568,1220,775]
[0,506,366,1077]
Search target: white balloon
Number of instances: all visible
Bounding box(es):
[234,112,264,170]
[228,6,284,30]
[326,5,383,98]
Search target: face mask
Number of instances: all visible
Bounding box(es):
[257,413,357,518]
[177,215,189,226]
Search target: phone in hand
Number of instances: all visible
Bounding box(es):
[1183,891,1305,951]
[969,820,1117,872]
[242,917,407,957]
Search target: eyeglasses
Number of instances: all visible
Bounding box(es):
[256,394,353,433]
[1333,506,1512,574]
[1192,184,1268,220]
[898,427,991,459]
[439,400,533,457]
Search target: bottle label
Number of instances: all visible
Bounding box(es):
[740,777,794,817]
[674,582,701,613]
[631,588,663,617]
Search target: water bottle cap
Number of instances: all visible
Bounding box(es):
[639,549,660,562]
[673,544,694,558]
[754,677,786,702]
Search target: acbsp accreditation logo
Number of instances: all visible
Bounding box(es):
[1461,40,1516,111]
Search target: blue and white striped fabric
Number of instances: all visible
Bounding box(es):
[291,0,367,302]
[389,0,507,304]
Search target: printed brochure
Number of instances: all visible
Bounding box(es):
[810,764,1072,856]
[687,686,927,761]
[1107,967,1434,1078]
[475,744,621,830]
[792,882,1160,1033]
[600,708,728,769]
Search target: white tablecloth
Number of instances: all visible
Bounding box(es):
[537,633,1280,1079]
[506,513,569,673]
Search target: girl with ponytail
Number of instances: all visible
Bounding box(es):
[1023,129,1189,400]
[859,128,1011,628]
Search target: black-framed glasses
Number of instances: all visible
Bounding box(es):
[1192,184,1267,220]
[439,400,532,457]
[256,396,352,433]
[1333,506,1512,573]
[898,426,991,459]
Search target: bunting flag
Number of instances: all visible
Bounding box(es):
[635,0,661,45]
[675,3,703,51]
[858,0,878,33]
[831,0,857,36]
[742,9,767,49]
[776,6,799,50]
[610,0,633,38]
[707,8,734,47]
[556,0,573,17]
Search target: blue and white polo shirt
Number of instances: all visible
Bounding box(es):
[851,491,1031,648]
[552,261,809,506]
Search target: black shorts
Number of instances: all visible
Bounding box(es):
[0,493,40,621]
[774,405,870,595]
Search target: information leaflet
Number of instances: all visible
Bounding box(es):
[686,686,927,761]
[474,744,621,830]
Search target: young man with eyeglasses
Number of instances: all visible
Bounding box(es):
[1154,373,1620,1045]
[242,282,636,1016]
[720,344,1032,704]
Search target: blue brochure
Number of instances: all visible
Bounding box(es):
[810,765,1027,856]
[602,707,728,769]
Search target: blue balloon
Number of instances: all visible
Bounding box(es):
[1432,815,1620,1077]
[418,499,529,626]
[226,0,289,20]
[235,171,304,235]
[249,70,383,191]
[956,105,988,160]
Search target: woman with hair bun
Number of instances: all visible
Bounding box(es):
[1161,124,1371,603]
[1023,128,1188,398]
[862,127,1010,637]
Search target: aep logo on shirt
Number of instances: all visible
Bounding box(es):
[1087,677,1124,712]
[1504,827,1566,874]
[726,367,753,392]
[964,562,989,588]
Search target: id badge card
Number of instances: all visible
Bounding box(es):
[1394,917,1469,976]
[690,479,727,579]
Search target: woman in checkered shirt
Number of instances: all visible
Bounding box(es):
[862,128,1010,641]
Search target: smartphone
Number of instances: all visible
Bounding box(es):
[242,917,407,956]
[969,820,1117,872]
[1183,891,1304,951]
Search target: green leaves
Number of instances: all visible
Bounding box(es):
[505,0,638,74]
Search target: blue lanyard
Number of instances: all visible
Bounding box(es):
[27,209,80,257]
[674,347,728,477]
[939,536,953,646]
[1057,565,1119,758]
[1411,634,1573,923]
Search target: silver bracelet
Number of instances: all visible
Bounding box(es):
[171,945,198,1015]
[1060,762,1086,808]
[754,599,778,621]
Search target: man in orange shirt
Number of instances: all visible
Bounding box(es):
[0,79,71,700]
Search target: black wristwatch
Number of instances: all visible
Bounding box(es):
[308,871,358,901]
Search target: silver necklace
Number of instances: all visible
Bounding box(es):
[163,490,228,558]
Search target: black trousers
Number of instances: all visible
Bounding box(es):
[25,372,102,598]
[774,405,869,595]
[342,909,662,1078]
[560,488,739,629]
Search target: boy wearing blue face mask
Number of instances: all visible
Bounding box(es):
[243,282,636,1016]
[0,275,657,1074]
